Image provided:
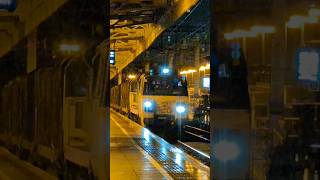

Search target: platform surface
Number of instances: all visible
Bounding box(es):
[110,110,210,180]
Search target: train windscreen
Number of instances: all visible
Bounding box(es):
[143,76,188,96]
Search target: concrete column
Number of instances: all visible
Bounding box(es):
[27,30,37,73]
[270,0,286,116]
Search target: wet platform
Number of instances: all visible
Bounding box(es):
[0,147,57,180]
[110,110,210,180]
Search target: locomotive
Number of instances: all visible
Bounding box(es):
[111,70,192,127]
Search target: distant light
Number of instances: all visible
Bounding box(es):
[203,77,210,88]
[188,69,197,73]
[59,44,80,52]
[144,101,152,108]
[128,74,137,79]
[180,71,188,75]
[162,68,170,74]
[214,140,240,162]
[199,66,206,71]
[176,105,186,114]
[109,50,116,65]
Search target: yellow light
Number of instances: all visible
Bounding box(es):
[180,71,188,75]
[188,69,197,73]
[128,74,136,79]
[199,66,206,71]
[309,8,320,17]
[206,63,210,69]
[250,25,275,34]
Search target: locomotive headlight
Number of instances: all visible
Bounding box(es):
[144,100,154,112]
[144,101,152,108]
[176,104,187,114]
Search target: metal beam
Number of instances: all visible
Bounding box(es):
[110,0,200,79]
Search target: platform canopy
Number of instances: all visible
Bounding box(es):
[110,0,199,79]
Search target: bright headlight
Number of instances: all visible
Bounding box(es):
[144,101,152,108]
[176,105,186,114]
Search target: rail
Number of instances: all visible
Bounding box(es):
[184,125,210,142]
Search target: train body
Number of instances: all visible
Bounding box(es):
[111,73,192,126]
[0,42,109,179]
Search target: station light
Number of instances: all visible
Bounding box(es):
[109,50,116,65]
[180,71,188,75]
[199,64,210,71]
[187,69,197,73]
[128,74,137,79]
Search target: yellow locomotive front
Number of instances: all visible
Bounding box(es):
[129,73,191,127]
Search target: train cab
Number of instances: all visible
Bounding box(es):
[129,73,191,127]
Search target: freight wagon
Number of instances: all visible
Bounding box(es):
[0,42,109,180]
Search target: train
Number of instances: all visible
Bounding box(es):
[111,71,192,127]
[0,41,109,180]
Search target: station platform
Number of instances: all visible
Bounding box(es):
[0,147,57,180]
[110,110,210,180]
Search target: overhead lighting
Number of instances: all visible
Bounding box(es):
[199,66,206,71]
[188,69,197,73]
[180,71,188,75]
[128,74,137,79]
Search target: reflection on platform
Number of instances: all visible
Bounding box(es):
[110,111,209,180]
